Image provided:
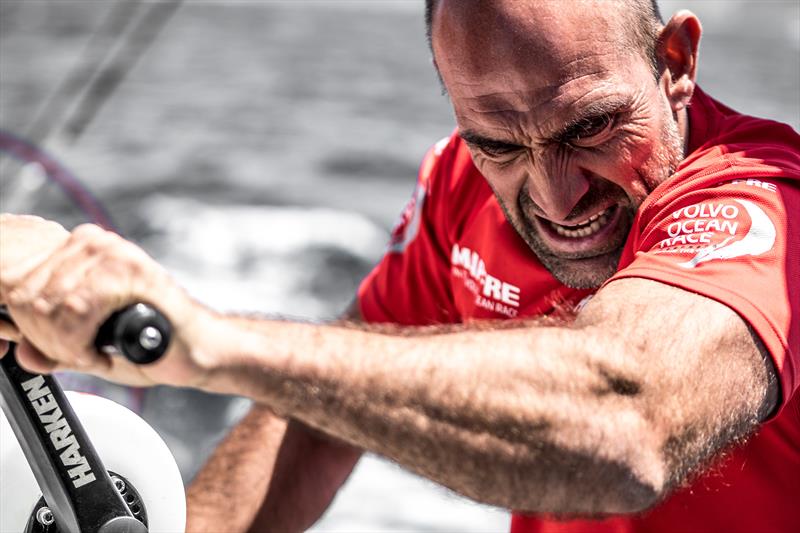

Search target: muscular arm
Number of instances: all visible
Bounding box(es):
[0,219,778,516]
[191,278,777,515]
[186,407,361,533]
[185,406,288,532]
[186,302,364,533]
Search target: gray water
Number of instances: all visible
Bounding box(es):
[1,1,798,531]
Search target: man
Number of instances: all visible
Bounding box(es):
[1,0,797,531]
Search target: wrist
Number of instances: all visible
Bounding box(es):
[179,309,283,397]
[177,303,228,389]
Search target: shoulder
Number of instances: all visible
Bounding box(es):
[419,130,489,194]
[413,130,495,234]
[642,90,800,213]
[683,88,800,184]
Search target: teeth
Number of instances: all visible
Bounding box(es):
[549,209,612,239]
[573,208,608,226]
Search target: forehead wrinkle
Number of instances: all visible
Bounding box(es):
[453,68,607,116]
[458,89,557,114]
[450,46,620,114]
[555,52,620,84]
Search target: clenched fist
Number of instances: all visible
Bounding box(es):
[0,214,214,388]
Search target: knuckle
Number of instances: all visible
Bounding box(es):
[44,219,68,234]
[72,223,104,238]
[32,296,55,316]
[126,254,145,276]
[6,288,27,306]
[71,224,107,249]
[101,237,142,268]
[63,294,91,317]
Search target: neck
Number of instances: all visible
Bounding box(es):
[677,106,690,157]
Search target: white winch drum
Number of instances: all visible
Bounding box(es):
[1,391,186,532]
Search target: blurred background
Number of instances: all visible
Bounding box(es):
[0,0,797,531]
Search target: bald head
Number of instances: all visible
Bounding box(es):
[425,0,663,76]
[422,0,700,288]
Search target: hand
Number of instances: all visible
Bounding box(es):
[0,214,71,357]
[0,216,213,388]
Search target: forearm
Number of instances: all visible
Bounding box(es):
[186,305,365,533]
[192,315,662,514]
[249,421,362,532]
[0,215,771,516]
[186,404,288,532]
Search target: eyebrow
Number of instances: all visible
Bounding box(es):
[459,96,633,150]
[459,130,523,151]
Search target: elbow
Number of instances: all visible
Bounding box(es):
[515,409,669,515]
[576,447,667,515]
[601,457,664,514]
[500,446,665,516]
[494,423,667,516]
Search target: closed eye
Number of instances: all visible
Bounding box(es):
[560,113,616,147]
[474,141,524,158]
[459,131,525,160]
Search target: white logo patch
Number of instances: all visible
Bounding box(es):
[678,199,776,268]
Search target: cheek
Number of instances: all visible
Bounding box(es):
[576,124,661,201]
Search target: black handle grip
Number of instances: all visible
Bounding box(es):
[94,303,172,364]
[0,303,171,365]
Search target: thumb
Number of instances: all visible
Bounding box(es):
[0,319,21,343]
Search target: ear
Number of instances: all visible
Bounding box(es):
[656,10,702,112]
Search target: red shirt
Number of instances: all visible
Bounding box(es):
[357,87,800,532]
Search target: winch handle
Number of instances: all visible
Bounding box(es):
[0,303,171,365]
[94,303,172,364]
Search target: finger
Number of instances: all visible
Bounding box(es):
[5,254,62,312]
[0,319,21,342]
[6,227,112,367]
[0,340,9,358]
[14,225,109,315]
[41,253,104,328]
[94,355,150,387]
[39,241,105,305]
[0,247,63,301]
[43,226,132,332]
[15,338,59,374]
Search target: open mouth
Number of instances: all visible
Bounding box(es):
[548,206,615,238]
[533,204,627,257]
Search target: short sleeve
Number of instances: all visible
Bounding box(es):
[609,177,799,411]
[357,137,460,325]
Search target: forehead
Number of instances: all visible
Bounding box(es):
[432,0,646,131]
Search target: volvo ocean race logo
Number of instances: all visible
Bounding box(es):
[678,200,776,268]
[653,196,776,269]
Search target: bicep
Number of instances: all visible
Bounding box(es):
[577,277,777,486]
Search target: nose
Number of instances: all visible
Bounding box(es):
[524,152,589,222]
